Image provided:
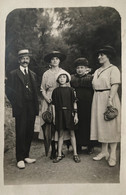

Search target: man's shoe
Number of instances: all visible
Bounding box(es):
[17,160,25,169]
[24,158,36,164]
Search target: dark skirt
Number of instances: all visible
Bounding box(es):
[55,109,75,131]
[75,88,93,146]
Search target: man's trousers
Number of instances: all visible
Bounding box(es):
[15,101,35,162]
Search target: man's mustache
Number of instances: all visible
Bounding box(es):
[22,61,29,64]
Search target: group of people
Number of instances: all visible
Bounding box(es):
[6,45,121,170]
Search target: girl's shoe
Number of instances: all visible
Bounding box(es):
[73,155,81,163]
[108,158,116,167]
[93,152,109,161]
[53,156,62,163]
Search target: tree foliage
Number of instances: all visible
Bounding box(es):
[5,7,121,83]
[54,7,121,72]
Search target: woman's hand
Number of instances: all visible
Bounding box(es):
[42,90,52,104]
[44,97,52,104]
[74,114,78,125]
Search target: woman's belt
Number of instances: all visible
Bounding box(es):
[95,89,110,92]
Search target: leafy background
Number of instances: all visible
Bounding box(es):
[5,7,121,87]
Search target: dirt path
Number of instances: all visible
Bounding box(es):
[4,141,120,185]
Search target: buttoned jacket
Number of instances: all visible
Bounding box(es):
[6,68,39,117]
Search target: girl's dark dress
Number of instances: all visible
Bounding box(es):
[52,86,76,131]
[71,73,93,147]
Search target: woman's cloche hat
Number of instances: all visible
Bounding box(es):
[97,45,116,57]
[74,57,89,67]
[44,51,66,63]
[56,70,71,83]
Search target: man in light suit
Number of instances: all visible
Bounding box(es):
[6,49,39,169]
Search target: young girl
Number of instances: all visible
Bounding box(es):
[52,70,81,163]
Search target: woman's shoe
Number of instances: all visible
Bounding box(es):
[93,152,109,161]
[108,158,116,167]
[73,155,81,163]
[53,156,63,163]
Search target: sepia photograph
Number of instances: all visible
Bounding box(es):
[1,0,126,194]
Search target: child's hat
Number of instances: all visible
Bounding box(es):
[74,57,89,67]
[56,70,71,82]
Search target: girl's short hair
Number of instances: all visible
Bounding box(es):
[56,70,71,84]
[57,74,69,84]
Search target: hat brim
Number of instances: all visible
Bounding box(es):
[44,52,66,63]
[56,71,71,83]
[18,53,32,58]
[96,48,116,57]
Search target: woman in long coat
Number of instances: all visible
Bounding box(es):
[39,51,70,159]
[71,58,94,154]
[90,45,121,167]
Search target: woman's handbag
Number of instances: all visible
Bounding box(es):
[42,105,53,124]
[104,106,118,121]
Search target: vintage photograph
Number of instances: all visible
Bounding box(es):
[4,6,121,186]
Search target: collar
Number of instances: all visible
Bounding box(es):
[20,66,28,75]
[75,73,86,78]
[75,69,92,78]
